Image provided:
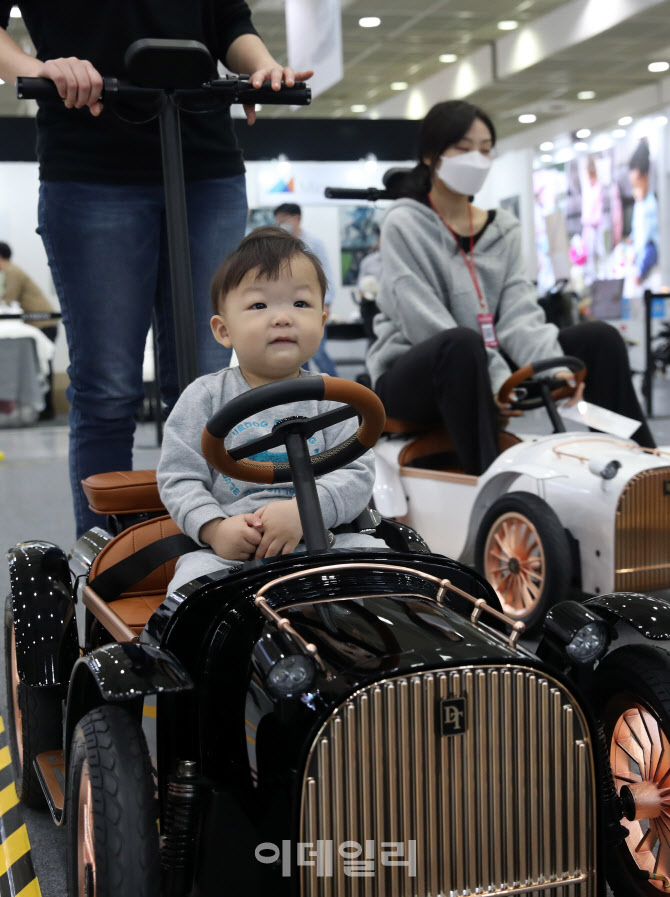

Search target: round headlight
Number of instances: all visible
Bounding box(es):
[267,655,316,698]
[565,621,608,663]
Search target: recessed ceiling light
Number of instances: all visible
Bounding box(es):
[656,115,668,126]
[0,78,4,85]
[439,54,458,63]
[618,116,633,126]
[576,128,591,139]
[648,61,669,72]
[498,20,519,30]
[518,113,537,124]
[539,141,554,151]
[555,148,575,163]
[577,90,596,100]
[541,154,553,162]
[391,81,408,91]
[9,6,21,17]
[359,16,381,27]
[574,142,589,151]
[612,129,627,138]
[408,64,421,75]
[351,104,367,113]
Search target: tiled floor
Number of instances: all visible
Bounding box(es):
[3,373,669,895]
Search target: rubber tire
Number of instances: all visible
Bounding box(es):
[66,705,159,897]
[595,646,670,897]
[474,491,572,632]
[3,594,63,808]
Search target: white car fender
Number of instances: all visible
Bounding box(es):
[459,464,566,565]
[372,440,408,518]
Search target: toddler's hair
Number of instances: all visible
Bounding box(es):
[211,225,328,313]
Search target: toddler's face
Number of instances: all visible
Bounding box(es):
[211,254,326,388]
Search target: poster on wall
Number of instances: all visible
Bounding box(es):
[533,123,662,305]
[338,206,384,286]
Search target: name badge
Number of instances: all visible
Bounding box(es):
[477,312,498,348]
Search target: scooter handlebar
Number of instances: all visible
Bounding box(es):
[16,75,311,106]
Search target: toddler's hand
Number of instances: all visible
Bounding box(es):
[254,499,303,559]
[199,514,263,561]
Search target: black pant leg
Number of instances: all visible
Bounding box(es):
[375,328,499,475]
[558,320,655,447]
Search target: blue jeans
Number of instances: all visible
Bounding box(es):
[309,332,338,376]
[38,176,248,536]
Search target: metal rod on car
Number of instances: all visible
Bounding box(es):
[284,431,330,552]
[540,381,566,433]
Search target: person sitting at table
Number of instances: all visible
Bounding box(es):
[0,241,58,417]
[0,242,57,339]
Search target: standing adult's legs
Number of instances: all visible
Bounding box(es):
[558,320,655,446]
[38,181,163,536]
[374,328,499,475]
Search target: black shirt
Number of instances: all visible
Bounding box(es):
[0,1,258,182]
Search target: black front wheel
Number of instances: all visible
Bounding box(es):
[474,491,572,631]
[66,705,159,897]
[597,646,670,895]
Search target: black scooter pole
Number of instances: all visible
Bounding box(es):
[159,96,199,392]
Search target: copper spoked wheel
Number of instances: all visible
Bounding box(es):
[597,646,670,896]
[474,492,571,631]
[77,760,96,897]
[9,624,23,768]
[483,511,545,619]
[610,701,670,891]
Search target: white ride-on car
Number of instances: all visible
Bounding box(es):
[373,354,670,629]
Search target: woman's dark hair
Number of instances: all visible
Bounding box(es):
[629,138,650,176]
[0,242,11,260]
[402,100,496,200]
[210,225,328,312]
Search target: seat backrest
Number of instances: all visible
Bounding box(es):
[82,469,165,515]
[89,514,180,598]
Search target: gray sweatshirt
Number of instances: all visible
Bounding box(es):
[366,199,564,394]
[157,367,375,545]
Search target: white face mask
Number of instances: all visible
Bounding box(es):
[435,150,492,196]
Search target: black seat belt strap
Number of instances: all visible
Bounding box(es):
[88,533,199,601]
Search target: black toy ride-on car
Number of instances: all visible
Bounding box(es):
[7,376,670,897]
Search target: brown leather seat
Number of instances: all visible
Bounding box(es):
[86,514,181,638]
[386,419,521,473]
[82,469,165,515]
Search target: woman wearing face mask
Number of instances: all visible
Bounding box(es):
[367,100,654,475]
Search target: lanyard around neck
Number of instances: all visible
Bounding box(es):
[429,196,486,311]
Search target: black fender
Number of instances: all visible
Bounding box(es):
[64,642,193,769]
[584,592,670,657]
[8,541,79,687]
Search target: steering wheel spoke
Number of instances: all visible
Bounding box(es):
[227,404,358,462]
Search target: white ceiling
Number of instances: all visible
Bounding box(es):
[2,1,670,139]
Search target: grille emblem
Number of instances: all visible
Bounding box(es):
[439,697,467,736]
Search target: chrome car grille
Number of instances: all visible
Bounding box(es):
[299,666,596,897]
[615,465,670,592]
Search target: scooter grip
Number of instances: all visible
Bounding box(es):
[16,77,62,100]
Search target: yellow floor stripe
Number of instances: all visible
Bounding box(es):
[0,782,19,817]
[15,880,42,897]
[143,704,157,719]
[0,824,31,876]
[0,746,11,772]
[0,717,5,735]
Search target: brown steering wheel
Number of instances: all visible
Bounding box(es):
[497,355,586,412]
[201,376,386,484]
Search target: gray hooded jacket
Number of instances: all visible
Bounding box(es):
[366,199,563,394]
